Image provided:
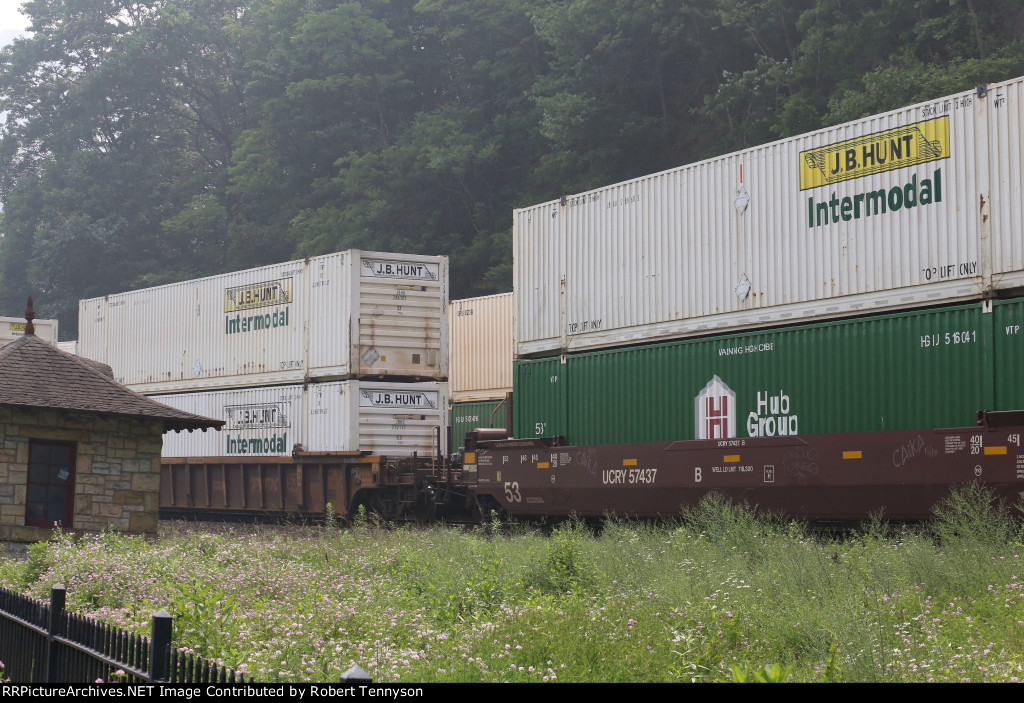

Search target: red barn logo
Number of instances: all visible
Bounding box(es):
[695,375,736,439]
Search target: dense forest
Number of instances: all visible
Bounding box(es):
[0,0,1022,338]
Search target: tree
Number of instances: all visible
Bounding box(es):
[0,0,250,331]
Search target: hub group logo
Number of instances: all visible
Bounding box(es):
[695,376,800,439]
[695,375,735,439]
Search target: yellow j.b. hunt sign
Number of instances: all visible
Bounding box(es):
[799,116,950,190]
[224,279,293,312]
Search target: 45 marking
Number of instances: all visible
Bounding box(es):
[504,481,522,503]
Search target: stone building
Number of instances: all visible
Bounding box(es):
[0,314,221,541]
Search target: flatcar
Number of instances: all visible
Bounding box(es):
[464,409,1024,523]
[160,408,1024,524]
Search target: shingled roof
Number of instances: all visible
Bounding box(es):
[0,333,223,433]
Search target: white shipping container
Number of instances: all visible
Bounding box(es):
[0,317,58,348]
[154,381,448,457]
[515,76,1024,357]
[449,293,513,402]
[79,250,449,393]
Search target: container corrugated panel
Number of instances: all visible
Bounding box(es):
[987,80,1024,290]
[994,299,1024,410]
[0,317,58,347]
[449,293,513,402]
[449,399,509,451]
[513,302,1007,445]
[512,357,568,440]
[153,380,447,457]
[515,76,1024,357]
[513,202,563,355]
[79,250,448,393]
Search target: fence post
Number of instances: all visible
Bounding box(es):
[43,584,66,683]
[149,609,172,683]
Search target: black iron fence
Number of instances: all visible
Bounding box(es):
[0,584,249,683]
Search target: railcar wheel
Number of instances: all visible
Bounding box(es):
[374,491,404,521]
[473,494,504,525]
[412,500,437,523]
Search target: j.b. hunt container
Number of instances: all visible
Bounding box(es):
[513,299,1024,446]
[515,76,1024,357]
[153,381,447,457]
[78,250,449,393]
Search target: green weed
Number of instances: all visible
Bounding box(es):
[1,498,1023,683]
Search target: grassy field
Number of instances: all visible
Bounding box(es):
[2,486,1023,683]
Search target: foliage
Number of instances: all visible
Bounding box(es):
[727,662,793,682]
[323,502,338,531]
[0,0,1021,335]
[2,488,1024,683]
[525,518,595,596]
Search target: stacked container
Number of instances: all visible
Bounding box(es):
[514,77,1024,357]
[0,317,58,348]
[448,293,513,447]
[513,76,1024,445]
[80,251,448,392]
[79,251,450,458]
[514,299,1024,445]
[155,381,447,458]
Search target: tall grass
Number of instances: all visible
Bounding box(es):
[0,486,1022,682]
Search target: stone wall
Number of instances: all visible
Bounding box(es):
[0,407,164,541]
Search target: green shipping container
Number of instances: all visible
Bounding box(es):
[514,301,1022,445]
[994,298,1024,411]
[449,399,510,451]
[512,357,568,440]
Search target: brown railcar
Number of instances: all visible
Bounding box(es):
[160,410,1024,524]
[160,450,476,522]
[463,410,1024,523]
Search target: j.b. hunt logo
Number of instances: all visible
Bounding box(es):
[799,117,949,189]
[801,116,949,230]
[224,277,292,336]
[224,279,292,312]
[695,376,799,439]
[224,402,289,430]
[361,259,439,281]
[223,401,291,454]
[358,389,438,410]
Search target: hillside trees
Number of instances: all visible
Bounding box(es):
[530,0,746,189]
[0,0,1020,336]
[0,0,250,325]
[701,0,1024,146]
[230,0,550,295]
